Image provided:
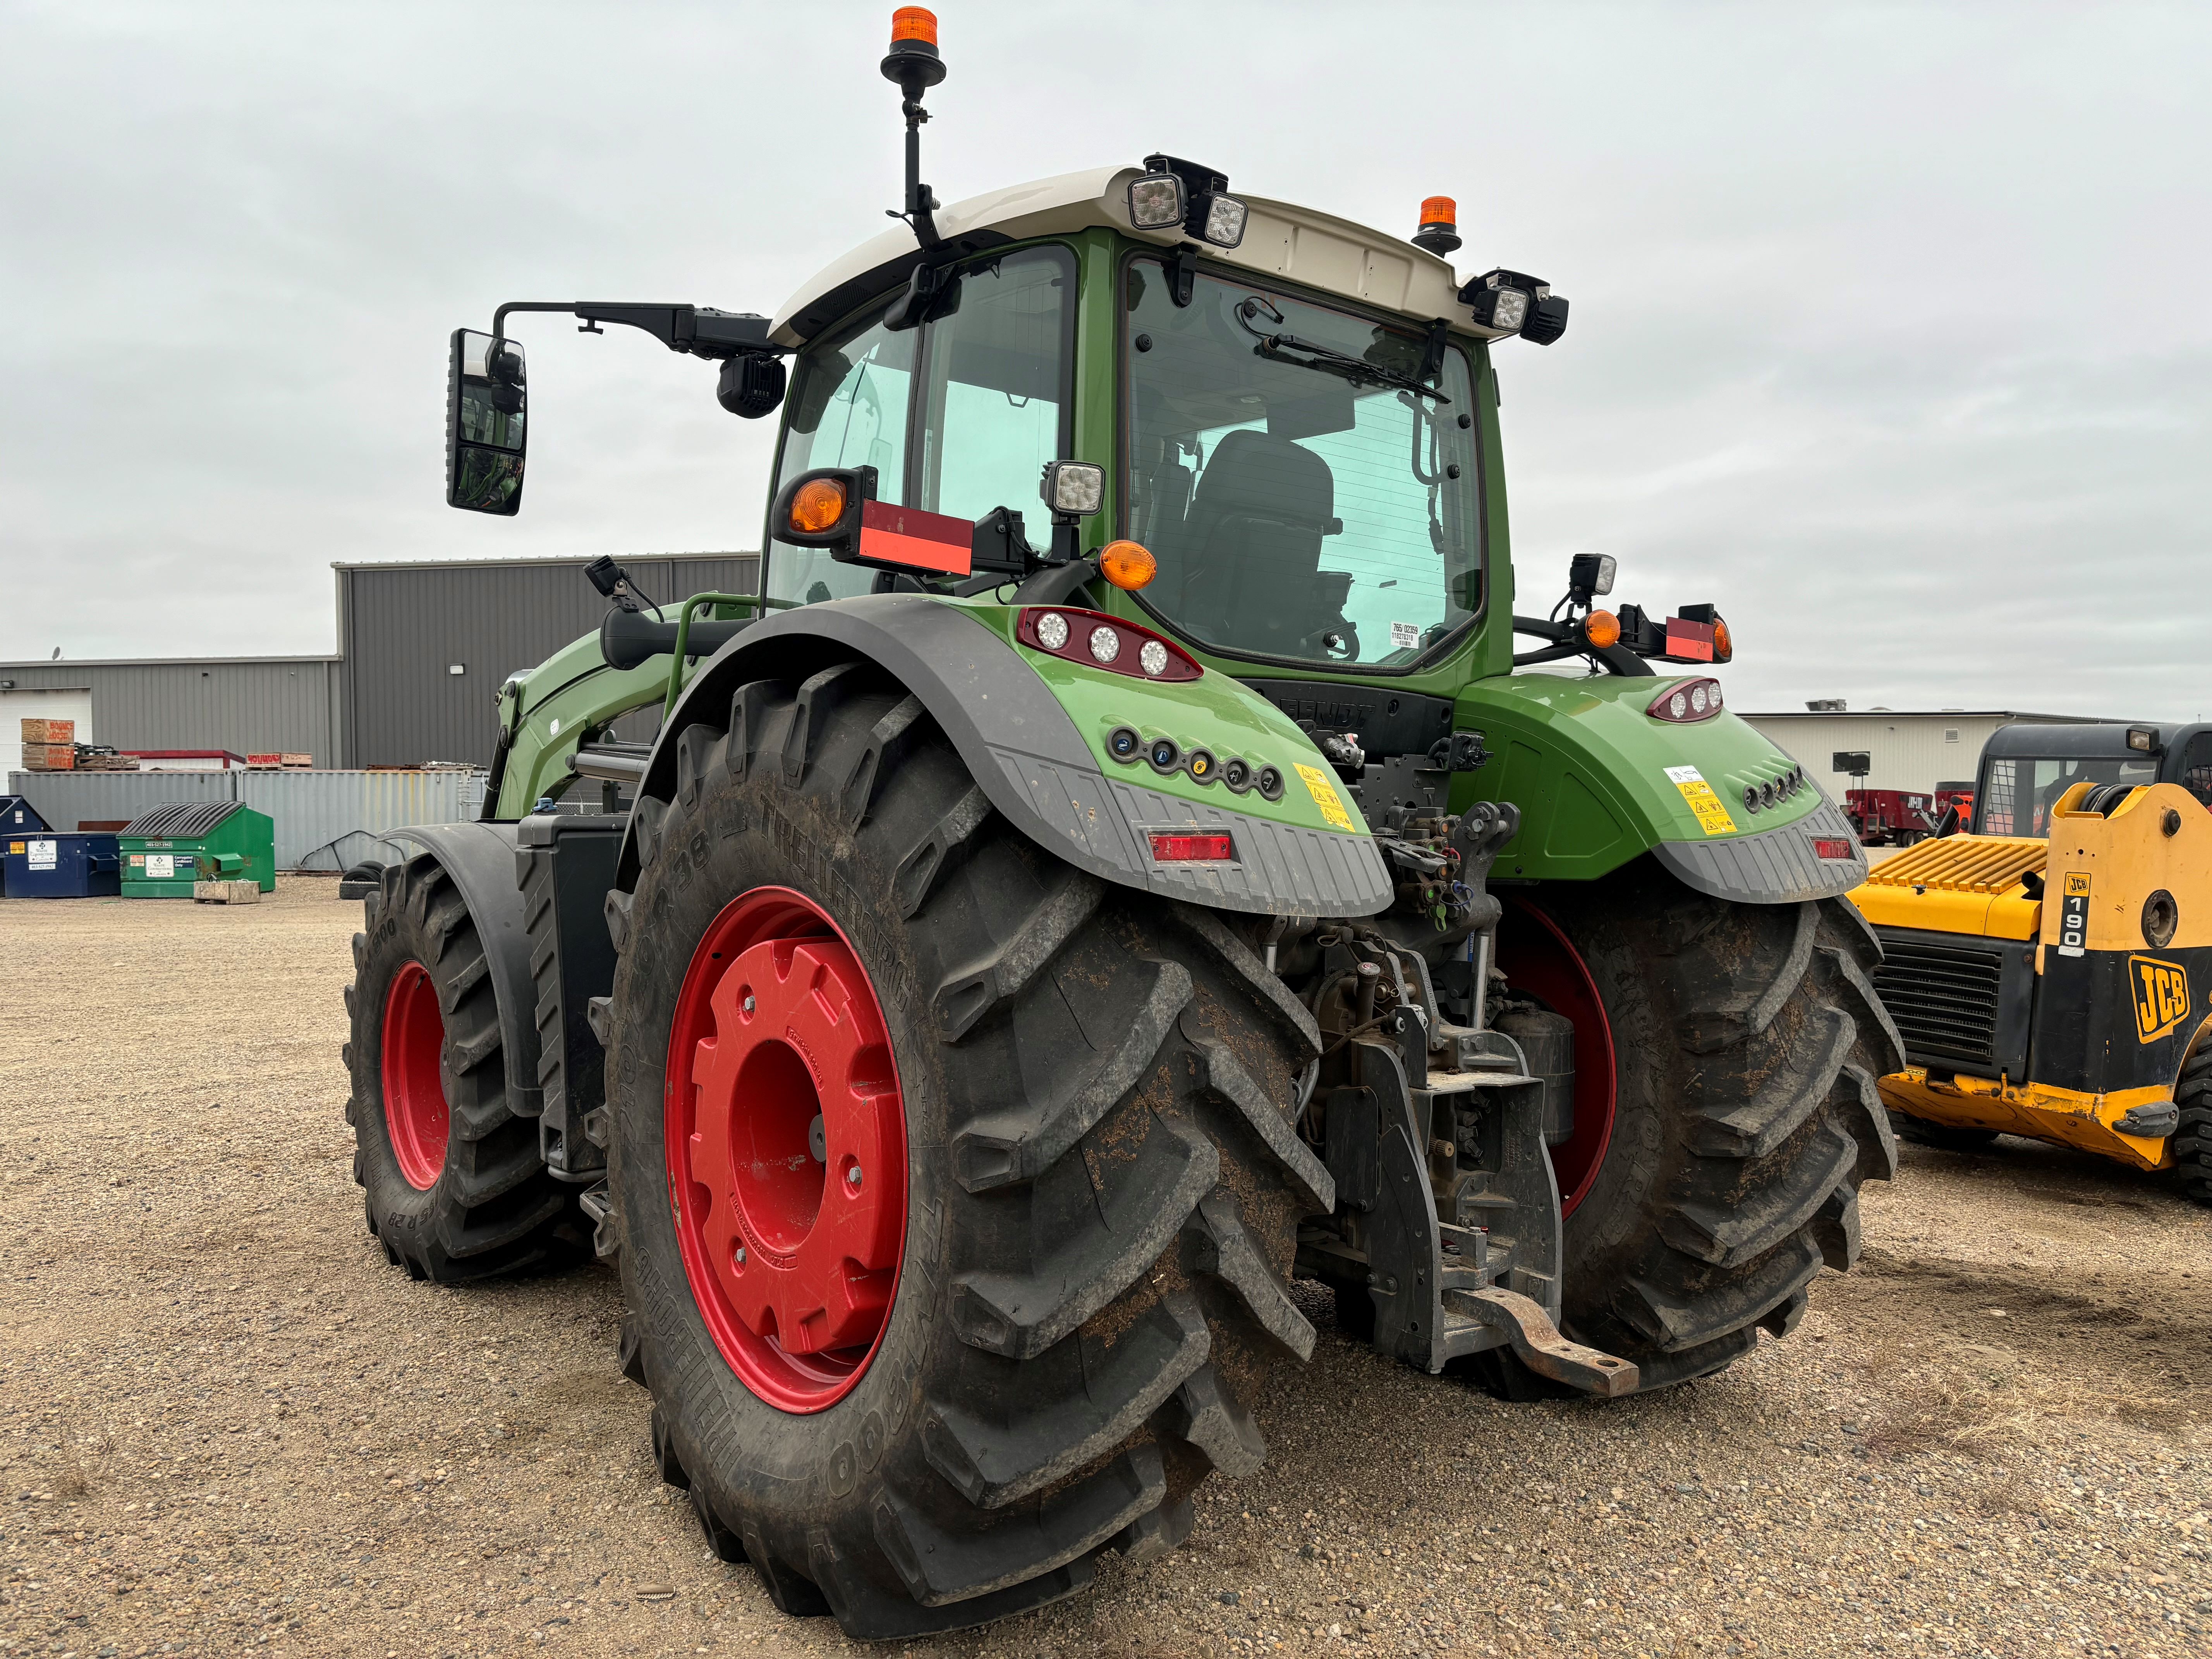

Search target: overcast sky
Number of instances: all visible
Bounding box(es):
[3,1,2205,718]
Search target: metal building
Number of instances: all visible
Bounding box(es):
[2,553,758,774]
[335,553,758,767]
[1740,708,2113,795]
[0,656,342,773]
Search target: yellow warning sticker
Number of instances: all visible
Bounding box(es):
[1295,763,1354,831]
[1664,764,1738,836]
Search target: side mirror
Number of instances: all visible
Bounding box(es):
[446,329,527,515]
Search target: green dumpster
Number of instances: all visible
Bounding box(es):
[119,802,276,897]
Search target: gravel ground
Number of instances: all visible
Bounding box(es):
[3,880,2208,1659]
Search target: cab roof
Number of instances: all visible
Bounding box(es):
[769,165,1512,349]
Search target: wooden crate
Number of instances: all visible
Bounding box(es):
[19,718,75,745]
[21,743,75,771]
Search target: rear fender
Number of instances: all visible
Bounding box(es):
[381,821,541,1119]
[1453,674,1867,902]
[613,593,1393,917]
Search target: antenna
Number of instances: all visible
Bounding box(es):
[882,9,946,249]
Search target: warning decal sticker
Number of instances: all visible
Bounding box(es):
[1294,763,1355,831]
[1663,765,1738,836]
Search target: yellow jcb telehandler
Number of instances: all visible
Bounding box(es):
[1848,721,2212,1199]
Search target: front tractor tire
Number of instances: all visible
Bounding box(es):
[600,666,1327,1641]
[1506,862,1905,1391]
[343,854,586,1280]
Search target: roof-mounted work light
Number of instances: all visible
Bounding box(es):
[1460,268,1571,345]
[1134,153,1247,249]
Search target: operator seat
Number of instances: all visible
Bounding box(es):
[1174,430,1344,657]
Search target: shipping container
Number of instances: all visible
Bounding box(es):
[2,832,120,899]
[7,768,486,871]
[120,801,276,896]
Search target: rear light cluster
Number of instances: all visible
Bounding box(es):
[1106,725,1285,800]
[1741,765,1809,814]
[1018,606,1200,682]
[1646,677,1725,723]
[1149,832,1235,863]
[1812,837,1857,861]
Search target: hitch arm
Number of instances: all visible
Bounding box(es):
[1448,1286,1639,1396]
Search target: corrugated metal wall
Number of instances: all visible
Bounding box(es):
[337,553,758,768]
[0,658,341,763]
[1741,712,2102,794]
[7,769,484,870]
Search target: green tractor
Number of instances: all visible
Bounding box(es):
[344,9,1899,1639]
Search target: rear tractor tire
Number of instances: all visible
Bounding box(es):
[1508,861,1905,1391]
[342,853,586,1280]
[599,667,1328,1640]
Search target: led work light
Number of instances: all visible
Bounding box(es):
[1039,460,1105,517]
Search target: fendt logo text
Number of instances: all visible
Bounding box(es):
[2129,955,2192,1043]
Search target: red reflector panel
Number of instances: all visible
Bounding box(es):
[1812,837,1857,861]
[1150,832,1234,863]
[859,500,972,577]
[1664,617,1715,662]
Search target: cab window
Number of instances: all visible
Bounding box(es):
[765,246,1073,607]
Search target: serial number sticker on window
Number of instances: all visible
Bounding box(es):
[1389,620,1421,651]
[1663,764,1738,836]
[1294,763,1355,831]
[2058,871,2091,957]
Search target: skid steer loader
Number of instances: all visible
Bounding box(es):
[341,9,1899,1638]
[1850,720,2212,1196]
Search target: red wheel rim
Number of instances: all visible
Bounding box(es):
[665,887,908,1413]
[1495,897,1617,1220]
[381,960,451,1191]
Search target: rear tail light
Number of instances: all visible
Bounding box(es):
[1019,606,1200,681]
[1149,832,1235,862]
[1812,837,1857,861]
[1647,678,1724,722]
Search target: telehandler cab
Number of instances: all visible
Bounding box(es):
[346,9,1900,1637]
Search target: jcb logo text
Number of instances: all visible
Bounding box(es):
[2129,955,2191,1043]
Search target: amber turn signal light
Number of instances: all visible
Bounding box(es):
[788,477,848,534]
[1583,608,1621,649]
[890,6,937,44]
[1711,617,1734,663]
[1099,539,1157,591]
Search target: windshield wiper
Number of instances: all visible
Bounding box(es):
[1235,296,1449,403]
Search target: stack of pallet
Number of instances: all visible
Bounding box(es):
[19,717,76,770]
[14,720,138,771]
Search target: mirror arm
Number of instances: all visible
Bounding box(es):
[488,301,784,361]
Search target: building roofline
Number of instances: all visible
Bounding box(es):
[329,551,759,573]
[1741,710,2116,722]
[0,654,343,671]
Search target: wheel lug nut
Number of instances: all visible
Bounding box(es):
[733,1247,745,1264]
[742,994,756,1014]
[846,1166,863,1188]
